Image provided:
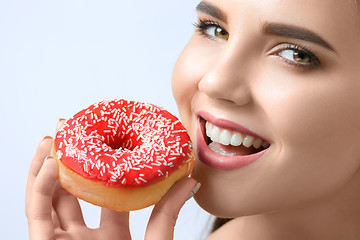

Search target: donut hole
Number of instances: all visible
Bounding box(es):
[105,139,123,150]
[103,133,137,151]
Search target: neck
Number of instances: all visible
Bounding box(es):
[211,170,360,240]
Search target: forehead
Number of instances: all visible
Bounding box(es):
[201,1,356,23]
[199,0,360,53]
[200,0,358,25]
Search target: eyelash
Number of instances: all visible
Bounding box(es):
[272,44,320,70]
[193,19,228,40]
[193,18,321,70]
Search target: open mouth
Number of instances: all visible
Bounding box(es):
[200,118,270,157]
[197,114,270,170]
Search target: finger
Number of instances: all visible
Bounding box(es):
[52,118,86,229]
[51,207,61,229]
[99,209,131,238]
[52,182,86,230]
[100,208,130,228]
[56,118,66,132]
[145,178,200,240]
[27,156,58,240]
[28,137,53,178]
[26,137,53,216]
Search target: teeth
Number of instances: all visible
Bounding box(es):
[219,129,231,145]
[230,132,243,146]
[205,121,212,137]
[210,126,220,142]
[242,135,255,147]
[261,141,270,148]
[253,138,263,149]
[205,121,269,149]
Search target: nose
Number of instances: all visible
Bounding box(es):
[198,46,252,106]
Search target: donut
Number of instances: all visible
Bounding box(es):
[52,99,194,211]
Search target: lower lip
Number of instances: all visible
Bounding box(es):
[196,119,268,171]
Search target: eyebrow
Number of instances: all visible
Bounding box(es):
[196,1,227,22]
[196,2,335,52]
[262,23,334,51]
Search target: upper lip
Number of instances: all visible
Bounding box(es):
[197,111,269,143]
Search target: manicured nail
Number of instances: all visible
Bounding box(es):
[42,136,52,141]
[188,183,201,200]
[59,118,66,122]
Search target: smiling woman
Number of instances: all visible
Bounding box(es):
[173,0,360,239]
[24,0,360,239]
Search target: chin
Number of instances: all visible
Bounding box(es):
[191,159,304,219]
[191,162,261,218]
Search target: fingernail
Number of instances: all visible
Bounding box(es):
[42,136,52,141]
[188,183,201,200]
[59,118,66,122]
[44,155,54,161]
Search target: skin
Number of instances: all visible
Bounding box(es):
[172,0,360,239]
[26,0,360,239]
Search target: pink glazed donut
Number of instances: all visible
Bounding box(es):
[53,99,194,211]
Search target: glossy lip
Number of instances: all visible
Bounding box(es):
[196,111,269,171]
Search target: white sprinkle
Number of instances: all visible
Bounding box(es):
[139,177,147,183]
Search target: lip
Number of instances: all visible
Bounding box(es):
[196,111,269,171]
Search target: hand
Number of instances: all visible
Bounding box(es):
[26,120,199,240]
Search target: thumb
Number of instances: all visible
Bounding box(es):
[145,177,200,240]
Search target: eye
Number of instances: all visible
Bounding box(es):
[205,25,229,40]
[275,44,320,69]
[279,49,312,63]
[194,20,229,41]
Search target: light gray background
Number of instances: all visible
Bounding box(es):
[0,0,212,239]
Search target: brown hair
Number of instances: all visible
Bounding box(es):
[211,217,233,233]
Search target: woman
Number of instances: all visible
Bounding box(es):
[26,0,360,239]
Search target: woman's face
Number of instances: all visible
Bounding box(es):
[172,0,360,217]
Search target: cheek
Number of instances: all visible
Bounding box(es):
[269,84,360,160]
[260,74,360,200]
[172,38,211,129]
[172,53,197,131]
[256,66,360,163]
